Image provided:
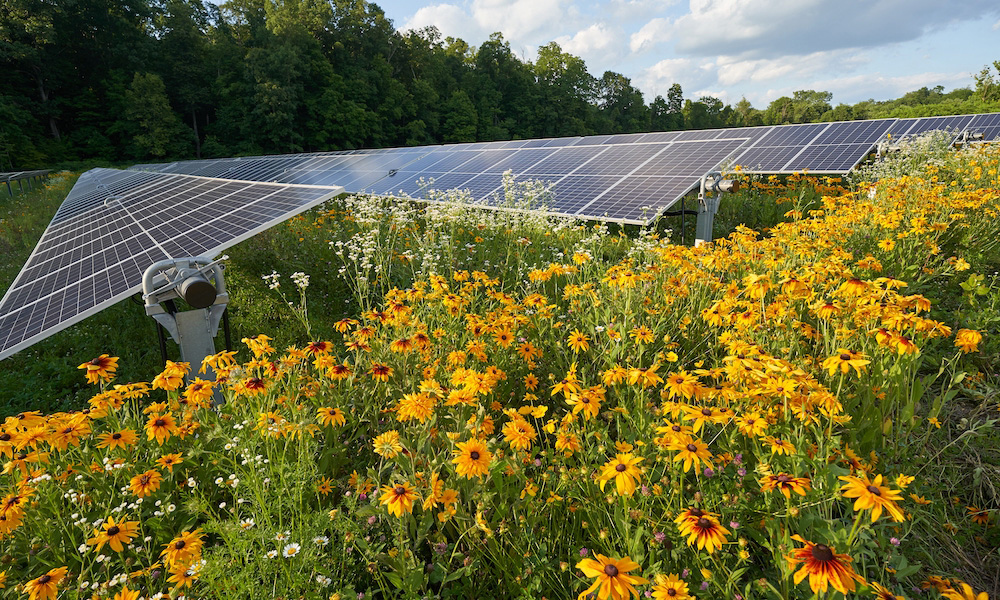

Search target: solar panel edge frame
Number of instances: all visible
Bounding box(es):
[0,175,345,362]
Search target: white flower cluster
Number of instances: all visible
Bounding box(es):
[291,271,310,290]
[261,271,280,290]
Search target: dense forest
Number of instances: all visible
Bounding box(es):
[2,0,1000,170]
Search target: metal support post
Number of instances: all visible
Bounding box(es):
[143,256,230,404]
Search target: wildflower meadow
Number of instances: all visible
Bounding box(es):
[1,136,998,599]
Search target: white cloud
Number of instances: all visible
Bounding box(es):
[714,50,869,86]
[629,18,671,54]
[993,18,1000,30]
[471,0,571,41]
[556,24,616,57]
[670,0,999,59]
[399,4,488,42]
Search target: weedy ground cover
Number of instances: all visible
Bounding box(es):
[1,140,999,599]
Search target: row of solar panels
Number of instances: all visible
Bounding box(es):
[1,111,997,363]
[1,169,51,183]
[0,171,342,360]
[130,113,1000,225]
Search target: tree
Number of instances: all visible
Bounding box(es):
[974,61,1000,103]
[117,72,192,158]
[441,90,477,142]
[596,71,648,133]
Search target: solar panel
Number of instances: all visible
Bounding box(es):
[0,168,343,360]
[966,113,1000,141]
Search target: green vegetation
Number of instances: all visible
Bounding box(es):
[0,139,998,599]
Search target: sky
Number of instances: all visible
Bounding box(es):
[373,0,1000,107]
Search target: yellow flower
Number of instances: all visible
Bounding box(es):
[23,566,69,600]
[567,329,591,353]
[575,554,649,600]
[821,349,870,377]
[954,329,982,353]
[598,453,644,496]
[838,473,905,522]
[379,481,417,517]
[87,515,140,552]
[77,354,119,384]
[453,438,492,479]
[373,430,402,459]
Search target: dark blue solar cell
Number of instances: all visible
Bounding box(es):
[754,123,828,147]
[906,115,973,136]
[548,175,626,214]
[488,148,556,174]
[674,130,720,141]
[787,143,875,172]
[633,139,746,177]
[579,176,697,223]
[600,133,646,145]
[571,144,664,175]
[522,146,607,175]
[448,149,518,173]
[811,120,893,145]
[540,137,582,147]
[966,113,1000,140]
[730,146,803,172]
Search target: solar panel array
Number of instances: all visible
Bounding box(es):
[130,112,1000,224]
[0,169,342,360]
[2,111,998,362]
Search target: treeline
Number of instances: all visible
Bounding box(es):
[2,0,1000,170]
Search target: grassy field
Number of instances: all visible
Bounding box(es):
[0,142,998,599]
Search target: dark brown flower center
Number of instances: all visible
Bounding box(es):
[107,526,121,536]
[667,589,677,597]
[686,443,697,452]
[154,419,166,427]
[175,540,186,549]
[839,353,851,361]
[62,427,74,434]
[690,508,703,517]
[776,474,793,483]
[0,433,10,441]
[671,425,681,432]
[38,574,52,584]
[112,433,122,439]
[696,517,712,529]
[603,564,619,577]
[90,358,103,366]
[615,463,627,472]
[811,543,834,562]
[702,408,712,416]
[866,485,881,497]
[469,451,480,460]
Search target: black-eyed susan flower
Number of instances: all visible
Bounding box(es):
[129,469,163,498]
[942,582,989,600]
[821,349,870,377]
[167,563,199,589]
[680,514,729,554]
[598,453,643,496]
[87,515,140,552]
[786,534,864,595]
[651,574,693,600]
[870,582,905,600]
[112,586,141,600]
[396,393,436,423]
[156,453,184,472]
[575,553,648,600]
[502,418,537,451]
[372,430,402,458]
[161,529,204,569]
[759,473,811,498]
[369,363,393,382]
[23,566,68,600]
[453,438,491,479]
[380,481,417,517]
[567,329,590,353]
[668,437,713,473]
[954,329,982,353]
[77,354,118,384]
[145,413,179,445]
[838,473,905,522]
[317,407,346,427]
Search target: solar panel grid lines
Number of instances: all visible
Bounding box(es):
[0,170,344,361]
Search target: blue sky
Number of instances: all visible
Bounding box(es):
[372,0,1000,107]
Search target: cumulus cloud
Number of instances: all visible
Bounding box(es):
[556,24,616,57]
[471,0,571,41]
[629,18,671,53]
[670,0,999,59]
[399,4,489,42]
[714,50,869,86]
